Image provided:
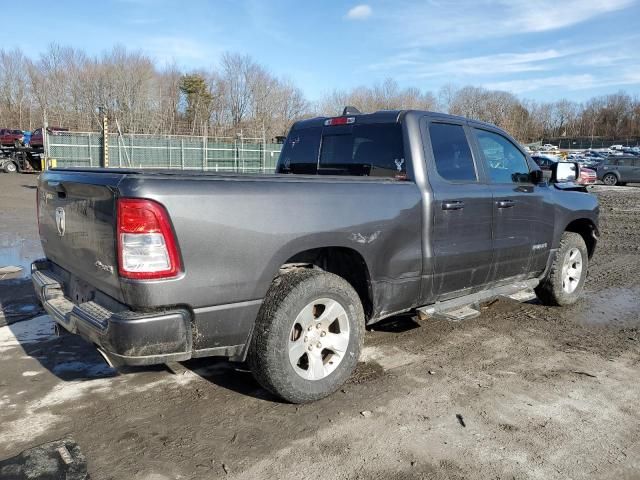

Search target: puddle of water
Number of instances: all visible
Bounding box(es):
[0,315,55,351]
[579,287,640,327]
[0,233,43,279]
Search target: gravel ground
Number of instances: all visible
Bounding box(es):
[0,173,639,480]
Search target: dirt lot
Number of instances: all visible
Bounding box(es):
[1,173,639,480]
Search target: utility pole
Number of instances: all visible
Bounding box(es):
[99,106,109,168]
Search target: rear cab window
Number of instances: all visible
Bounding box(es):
[277,122,406,179]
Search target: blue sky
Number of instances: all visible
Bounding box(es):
[4,0,640,102]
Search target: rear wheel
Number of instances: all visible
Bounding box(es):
[602,173,618,186]
[248,269,364,403]
[3,161,17,173]
[535,232,588,306]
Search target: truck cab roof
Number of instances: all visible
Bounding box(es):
[292,110,498,131]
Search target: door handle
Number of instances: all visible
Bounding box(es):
[496,199,515,208]
[442,200,465,210]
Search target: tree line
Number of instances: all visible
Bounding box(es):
[0,44,639,143]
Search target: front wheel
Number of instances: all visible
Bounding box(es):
[535,232,588,306]
[602,173,618,186]
[248,269,364,403]
[3,161,17,173]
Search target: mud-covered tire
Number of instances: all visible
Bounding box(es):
[602,173,618,186]
[3,161,17,173]
[248,269,364,403]
[535,232,588,306]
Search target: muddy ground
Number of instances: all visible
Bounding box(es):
[0,173,638,480]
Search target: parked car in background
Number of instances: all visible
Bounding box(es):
[584,150,607,159]
[0,128,25,147]
[30,127,69,148]
[597,156,640,185]
[531,153,561,171]
[610,144,624,151]
[580,158,604,170]
[577,167,597,185]
[533,154,595,185]
[542,143,558,150]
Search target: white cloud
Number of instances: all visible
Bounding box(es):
[346,4,373,20]
[369,48,571,78]
[483,75,596,94]
[391,0,635,45]
[139,36,221,67]
[483,67,640,94]
[508,0,634,33]
[432,49,567,76]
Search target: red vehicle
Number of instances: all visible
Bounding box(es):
[577,167,597,185]
[532,154,596,185]
[30,127,68,148]
[0,128,25,147]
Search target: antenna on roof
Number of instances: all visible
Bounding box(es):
[342,106,362,115]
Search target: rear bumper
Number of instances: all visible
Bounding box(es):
[31,259,192,366]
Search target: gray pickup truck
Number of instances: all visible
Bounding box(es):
[32,109,599,403]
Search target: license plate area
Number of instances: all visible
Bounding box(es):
[67,275,95,305]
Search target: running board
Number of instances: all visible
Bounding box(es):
[417,279,539,321]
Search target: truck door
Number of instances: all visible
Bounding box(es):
[472,128,554,281]
[423,121,494,301]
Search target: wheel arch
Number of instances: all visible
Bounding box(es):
[564,218,598,259]
[602,171,620,181]
[279,247,373,321]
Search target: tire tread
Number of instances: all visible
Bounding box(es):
[535,232,588,306]
[248,269,364,403]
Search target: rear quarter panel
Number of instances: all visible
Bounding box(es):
[117,175,423,313]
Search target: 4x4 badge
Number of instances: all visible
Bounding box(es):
[55,207,66,237]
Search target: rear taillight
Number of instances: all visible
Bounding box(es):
[117,198,181,279]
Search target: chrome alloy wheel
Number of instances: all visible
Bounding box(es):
[561,247,583,294]
[288,298,350,381]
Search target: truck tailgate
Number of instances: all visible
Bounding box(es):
[37,171,124,302]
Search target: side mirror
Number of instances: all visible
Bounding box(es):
[529,169,545,184]
[551,162,579,183]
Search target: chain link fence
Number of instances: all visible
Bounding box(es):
[46,131,283,173]
[541,137,640,150]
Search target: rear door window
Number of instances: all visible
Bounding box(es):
[428,123,476,182]
[475,129,530,184]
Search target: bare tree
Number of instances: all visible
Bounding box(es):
[2,43,639,145]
